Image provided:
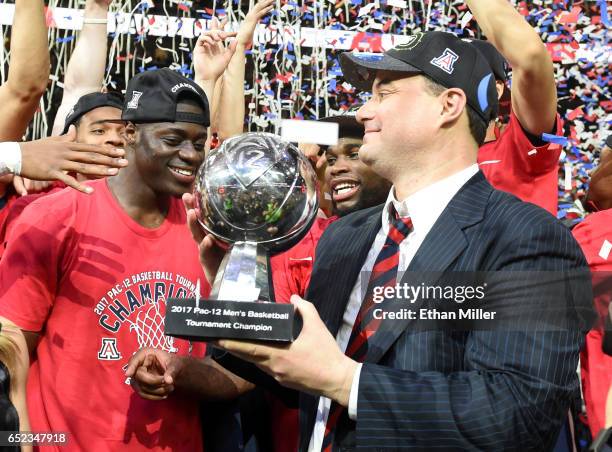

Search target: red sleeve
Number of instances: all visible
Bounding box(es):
[0,194,76,331]
[271,216,337,303]
[479,111,563,178]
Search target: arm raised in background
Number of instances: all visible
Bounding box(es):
[215,0,274,141]
[51,0,112,136]
[193,17,237,134]
[465,0,557,136]
[0,0,49,141]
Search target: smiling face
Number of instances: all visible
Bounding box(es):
[75,106,125,147]
[324,137,391,216]
[128,100,207,198]
[356,72,440,183]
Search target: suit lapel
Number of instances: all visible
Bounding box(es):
[313,206,383,337]
[364,172,491,363]
[300,206,384,450]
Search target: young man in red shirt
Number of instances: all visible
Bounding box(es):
[572,207,612,439]
[466,0,564,216]
[0,92,126,258]
[272,110,391,304]
[0,69,212,451]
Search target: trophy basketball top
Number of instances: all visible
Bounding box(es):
[195,132,319,253]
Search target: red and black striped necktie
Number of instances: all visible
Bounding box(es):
[321,206,413,452]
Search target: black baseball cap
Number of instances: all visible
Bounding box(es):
[463,38,507,82]
[121,68,210,127]
[319,105,364,138]
[62,92,124,134]
[339,31,498,123]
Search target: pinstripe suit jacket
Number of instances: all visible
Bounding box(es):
[299,171,592,451]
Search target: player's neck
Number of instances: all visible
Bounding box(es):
[107,173,171,228]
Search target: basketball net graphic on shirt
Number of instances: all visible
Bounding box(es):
[125,294,177,353]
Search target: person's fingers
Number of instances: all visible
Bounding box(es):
[134,367,166,387]
[65,150,128,167]
[182,192,196,210]
[228,39,238,54]
[12,176,28,196]
[130,377,172,400]
[52,172,94,194]
[256,0,275,15]
[211,16,220,30]
[290,295,319,330]
[67,143,126,158]
[26,179,52,193]
[58,124,78,142]
[199,35,217,47]
[210,30,222,42]
[315,154,327,170]
[219,31,238,39]
[219,16,228,28]
[125,348,152,377]
[63,161,121,177]
[163,358,182,385]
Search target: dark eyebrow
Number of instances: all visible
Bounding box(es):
[88,120,124,127]
[160,127,207,140]
[373,78,395,91]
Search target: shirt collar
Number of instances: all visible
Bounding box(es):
[382,164,479,236]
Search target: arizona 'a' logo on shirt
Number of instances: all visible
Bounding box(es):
[430,48,459,74]
[98,338,121,360]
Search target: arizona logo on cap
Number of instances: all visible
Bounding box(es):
[430,48,459,74]
[127,91,143,109]
[393,32,424,51]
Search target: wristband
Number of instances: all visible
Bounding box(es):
[83,18,108,24]
[0,142,22,176]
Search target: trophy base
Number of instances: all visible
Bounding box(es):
[165,298,300,342]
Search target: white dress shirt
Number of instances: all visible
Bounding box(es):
[308,164,479,451]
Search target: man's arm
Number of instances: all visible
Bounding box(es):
[0,0,49,142]
[125,347,254,401]
[0,127,128,194]
[215,0,274,141]
[51,0,111,136]
[193,17,237,132]
[466,0,557,136]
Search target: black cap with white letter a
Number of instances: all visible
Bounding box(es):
[121,68,210,127]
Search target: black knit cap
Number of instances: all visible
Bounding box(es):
[339,31,499,122]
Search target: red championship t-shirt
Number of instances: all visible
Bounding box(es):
[478,111,563,216]
[0,178,208,452]
[0,182,66,259]
[572,210,612,437]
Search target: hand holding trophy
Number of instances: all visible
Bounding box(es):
[166,132,318,342]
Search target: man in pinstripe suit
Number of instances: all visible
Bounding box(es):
[214,31,593,451]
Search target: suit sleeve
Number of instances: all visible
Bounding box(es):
[355,220,593,451]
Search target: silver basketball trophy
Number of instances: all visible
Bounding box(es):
[165,132,318,342]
